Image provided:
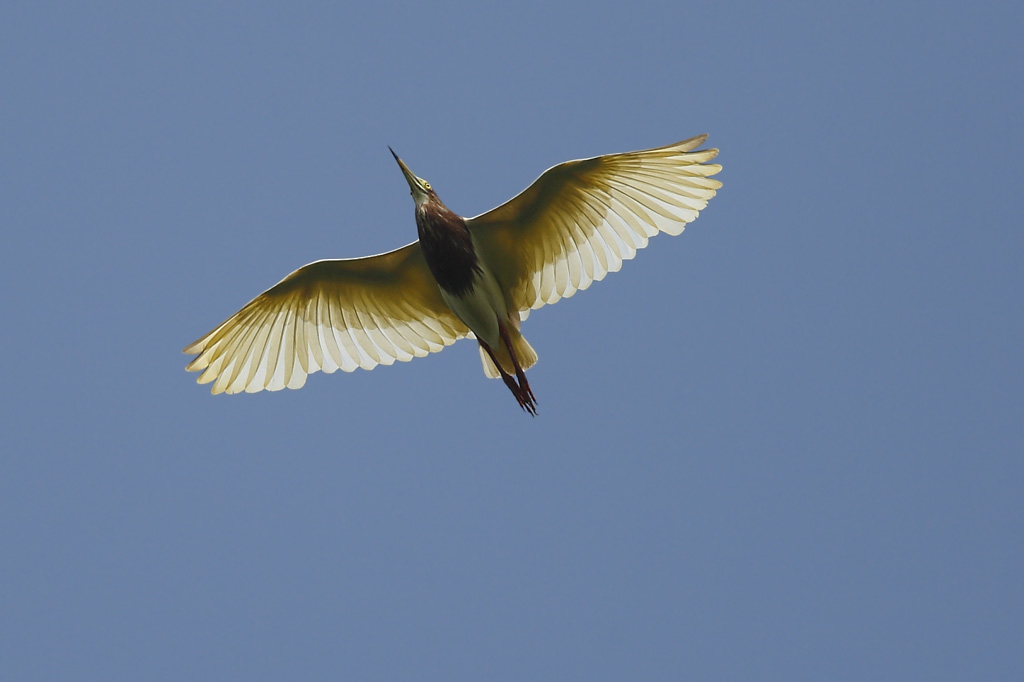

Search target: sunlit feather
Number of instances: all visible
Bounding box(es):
[185,135,721,408]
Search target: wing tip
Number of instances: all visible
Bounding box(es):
[185,356,207,372]
[183,329,216,355]
[669,133,710,152]
[650,134,719,159]
[687,133,709,147]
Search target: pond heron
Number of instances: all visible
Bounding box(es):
[184,135,723,415]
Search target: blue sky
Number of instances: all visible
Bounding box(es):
[2,2,1021,680]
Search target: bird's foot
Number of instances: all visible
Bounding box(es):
[517,383,538,417]
[499,372,537,416]
[516,369,537,406]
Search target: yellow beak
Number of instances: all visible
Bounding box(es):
[389,147,429,196]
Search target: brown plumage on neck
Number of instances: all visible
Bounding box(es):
[415,197,482,298]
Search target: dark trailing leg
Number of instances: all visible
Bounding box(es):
[499,322,537,405]
[479,340,538,416]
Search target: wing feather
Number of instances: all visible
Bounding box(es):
[184,242,468,394]
[319,295,348,372]
[468,135,722,313]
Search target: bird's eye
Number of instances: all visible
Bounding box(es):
[423,181,432,191]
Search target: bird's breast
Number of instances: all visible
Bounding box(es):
[439,257,508,349]
[416,205,482,298]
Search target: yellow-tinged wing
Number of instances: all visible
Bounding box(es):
[467,134,722,313]
[183,243,469,394]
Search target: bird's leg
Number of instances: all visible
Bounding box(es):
[498,321,536,404]
[479,340,537,416]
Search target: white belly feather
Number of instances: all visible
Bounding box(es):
[440,259,508,349]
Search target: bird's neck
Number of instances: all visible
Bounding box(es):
[416,199,463,236]
[416,200,482,297]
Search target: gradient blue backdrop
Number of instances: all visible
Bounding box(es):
[3,2,1021,680]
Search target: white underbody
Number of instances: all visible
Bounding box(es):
[440,249,509,349]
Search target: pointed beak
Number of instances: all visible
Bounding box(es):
[389,147,427,195]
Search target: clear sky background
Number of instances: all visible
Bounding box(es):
[2,2,1021,680]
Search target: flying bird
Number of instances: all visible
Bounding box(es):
[184,135,722,415]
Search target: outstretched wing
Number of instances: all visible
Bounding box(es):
[183,242,468,394]
[467,135,722,313]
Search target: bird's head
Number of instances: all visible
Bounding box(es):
[390,147,435,208]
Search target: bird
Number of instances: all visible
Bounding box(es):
[183,134,722,415]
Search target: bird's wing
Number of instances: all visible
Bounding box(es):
[183,242,469,394]
[467,135,722,313]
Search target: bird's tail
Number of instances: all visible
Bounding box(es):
[479,325,537,379]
